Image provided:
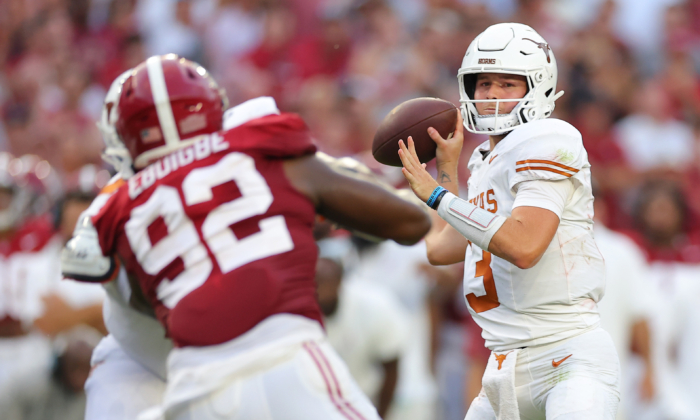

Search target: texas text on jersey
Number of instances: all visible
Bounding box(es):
[90,112,318,347]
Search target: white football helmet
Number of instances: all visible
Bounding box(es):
[458,23,564,135]
[97,70,134,179]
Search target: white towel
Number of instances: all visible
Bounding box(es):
[482,349,520,420]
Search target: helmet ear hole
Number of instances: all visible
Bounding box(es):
[463,74,477,99]
[545,88,553,97]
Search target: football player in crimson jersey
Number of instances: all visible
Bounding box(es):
[67,70,172,420]
[0,154,68,419]
[399,24,620,420]
[61,54,430,420]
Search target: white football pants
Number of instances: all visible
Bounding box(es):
[466,327,620,420]
[147,339,379,420]
[85,335,167,420]
[0,334,52,420]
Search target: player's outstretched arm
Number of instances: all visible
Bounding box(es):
[398,136,468,265]
[283,155,431,245]
[399,136,560,269]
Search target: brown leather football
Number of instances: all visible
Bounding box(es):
[372,97,458,167]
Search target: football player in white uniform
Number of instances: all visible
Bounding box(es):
[398,23,620,420]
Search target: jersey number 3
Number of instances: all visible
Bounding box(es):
[125,153,294,309]
[466,250,500,313]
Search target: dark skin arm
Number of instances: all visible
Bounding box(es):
[283,155,431,245]
[34,294,107,336]
[631,319,655,400]
[377,358,399,418]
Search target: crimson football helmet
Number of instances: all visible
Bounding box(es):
[115,54,229,168]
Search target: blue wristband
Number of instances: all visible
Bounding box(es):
[426,186,446,208]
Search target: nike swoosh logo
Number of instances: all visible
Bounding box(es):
[552,354,572,368]
[489,154,499,164]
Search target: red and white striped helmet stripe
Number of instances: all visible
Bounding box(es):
[146,55,181,147]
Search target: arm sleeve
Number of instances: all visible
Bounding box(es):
[512,179,573,219]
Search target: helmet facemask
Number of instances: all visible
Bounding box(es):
[98,70,134,179]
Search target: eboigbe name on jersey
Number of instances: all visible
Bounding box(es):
[128,134,229,199]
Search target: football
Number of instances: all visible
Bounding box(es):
[372,97,458,167]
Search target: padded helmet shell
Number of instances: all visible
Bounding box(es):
[458,23,563,135]
[116,55,228,168]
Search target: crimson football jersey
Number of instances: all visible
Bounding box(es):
[91,113,319,347]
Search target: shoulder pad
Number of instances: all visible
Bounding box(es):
[222,96,280,130]
[223,110,316,159]
[507,119,587,189]
[61,217,117,283]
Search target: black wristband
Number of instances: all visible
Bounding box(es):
[430,189,448,210]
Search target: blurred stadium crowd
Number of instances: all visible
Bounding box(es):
[1,0,700,419]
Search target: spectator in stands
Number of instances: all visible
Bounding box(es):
[594,185,658,420]
[628,180,700,263]
[614,81,695,175]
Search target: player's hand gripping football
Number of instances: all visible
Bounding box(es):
[433,112,464,171]
[398,137,439,202]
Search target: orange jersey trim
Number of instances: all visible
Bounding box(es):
[515,166,573,177]
[515,159,579,173]
[99,179,126,195]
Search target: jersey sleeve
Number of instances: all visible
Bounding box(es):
[91,189,127,257]
[82,176,127,258]
[508,121,588,193]
[512,179,573,219]
[61,177,126,283]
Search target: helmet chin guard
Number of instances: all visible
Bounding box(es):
[458,23,564,135]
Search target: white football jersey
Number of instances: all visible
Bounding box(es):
[462,118,605,351]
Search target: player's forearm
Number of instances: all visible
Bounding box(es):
[436,161,459,195]
[425,220,468,265]
[429,162,459,232]
[377,359,399,417]
[436,197,557,269]
[487,218,547,269]
[631,319,653,364]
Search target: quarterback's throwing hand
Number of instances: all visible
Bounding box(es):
[398,137,439,203]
